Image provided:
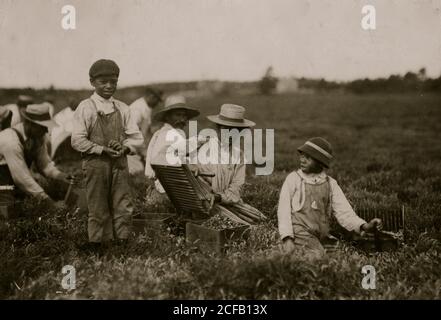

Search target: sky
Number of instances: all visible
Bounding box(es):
[0,0,440,89]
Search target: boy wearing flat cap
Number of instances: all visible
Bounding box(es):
[277,137,382,258]
[71,59,143,249]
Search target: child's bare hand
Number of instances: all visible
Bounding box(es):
[282,237,295,253]
[103,146,120,158]
[361,218,383,233]
[108,140,123,152]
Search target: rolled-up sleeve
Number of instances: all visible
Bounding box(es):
[0,132,48,199]
[145,131,160,178]
[277,174,295,240]
[36,134,63,180]
[120,102,144,155]
[71,100,104,155]
[330,179,366,233]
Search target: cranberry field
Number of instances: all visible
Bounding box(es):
[1,92,440,299]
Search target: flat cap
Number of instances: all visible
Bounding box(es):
[89,59,120,79]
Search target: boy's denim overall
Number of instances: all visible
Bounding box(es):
[82,99,132,243]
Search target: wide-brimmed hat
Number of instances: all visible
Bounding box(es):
[18,95,34,103]
[17,95,34,107]
[207,104,255,128]
[20,103,57,130]
[153,95,199,122]
[297,137,333,168]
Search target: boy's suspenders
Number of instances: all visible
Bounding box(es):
[294,170,332,217]
[12,128,25,145]
[11,128,33,167]
[89,98,122,117]
[82,98,123,158]
[0,128,33,186]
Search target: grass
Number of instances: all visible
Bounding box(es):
[1,92,441,299]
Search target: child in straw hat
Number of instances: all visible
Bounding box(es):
[277,137,382,257]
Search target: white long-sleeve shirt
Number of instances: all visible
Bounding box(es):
[129,97,153,155]
[5,104,22,127]
[194,137,245,204]
[0,123,62,199]
[145,123,206,192]
[277,169,366,240]
[71,92,143,155]
[145,123,183,178]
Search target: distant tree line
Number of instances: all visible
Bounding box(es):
[2,68,440,105]
[298,68,441,94]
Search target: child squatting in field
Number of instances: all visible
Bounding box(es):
[71,59,143,251]
[277,137,382,257]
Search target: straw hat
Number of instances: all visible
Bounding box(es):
[207,104,255,128]
[18,95,34,103]
[17,95,34,108]
[20,103,57,130]
[153,95,199,122]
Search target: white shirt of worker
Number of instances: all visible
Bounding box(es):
[129,97,156,159]
[130,97,152,136]
[194,136,245,204]
[277,169,367,240]
[145,123,202,192]
[71,92,143,155]
[145,123,187,193]
[5,104,22,127]
[0,123,63,199]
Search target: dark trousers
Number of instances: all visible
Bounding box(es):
[82,156,133,242]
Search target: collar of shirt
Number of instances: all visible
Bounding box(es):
[91,92,116,115]
[150,123,185,154]
[297,169,328,184]
[210,137,243,165]
[160,123,173,132]
[160,123,185,137]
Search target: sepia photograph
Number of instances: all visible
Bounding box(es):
[0,0,440,306]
